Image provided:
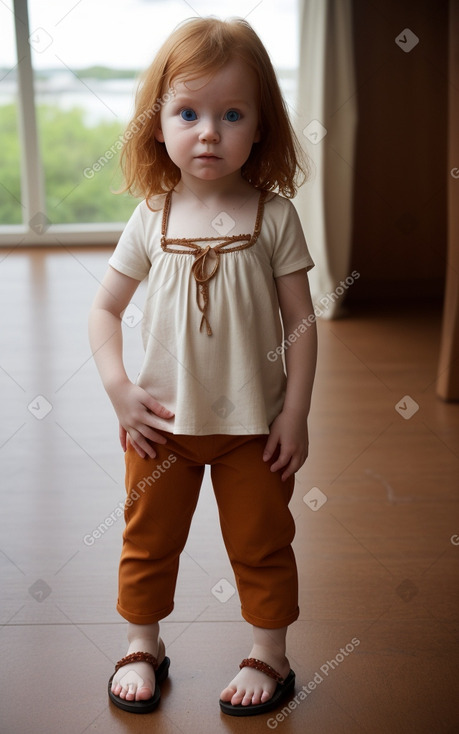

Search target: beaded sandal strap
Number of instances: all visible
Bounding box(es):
[239,657,284,684]
[114,651,158,673]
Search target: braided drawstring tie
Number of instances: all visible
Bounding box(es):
[191,246,220,336]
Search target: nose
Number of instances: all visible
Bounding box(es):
[198,118,220,143]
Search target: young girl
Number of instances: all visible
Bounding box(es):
[89,16,317,717]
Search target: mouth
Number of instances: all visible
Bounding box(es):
[196,154,222,160]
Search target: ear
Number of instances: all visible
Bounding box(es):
[154,127,165,143]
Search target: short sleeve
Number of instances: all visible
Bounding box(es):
[108,202,152,281]
[270,197,314,278]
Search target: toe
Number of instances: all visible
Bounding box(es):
[136,685,154,701]
[230,689,245,706]
[125,684,136,701]
[241,688,255,706]
[251,687,264,705]
[219,685,237,702]
[260,688,272,703]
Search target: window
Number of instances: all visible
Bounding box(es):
[0,0,22,225]
[0,0,298,245]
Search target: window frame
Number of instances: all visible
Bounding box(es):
[0,0,125,246]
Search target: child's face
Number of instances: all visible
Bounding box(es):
[155,57,260,186]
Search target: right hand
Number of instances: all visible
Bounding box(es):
[108,379,174,459]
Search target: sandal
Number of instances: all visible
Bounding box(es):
[108,650,170,714]
[219,657,296,717]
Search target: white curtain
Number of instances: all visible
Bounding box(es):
[294,0,357,318]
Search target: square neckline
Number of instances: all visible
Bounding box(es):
[160,188,269,250]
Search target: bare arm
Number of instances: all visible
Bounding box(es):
[263,268,317,480]
[88,265,173,458]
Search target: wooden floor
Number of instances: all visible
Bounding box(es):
[1,246,458,734]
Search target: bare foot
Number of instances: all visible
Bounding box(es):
[111,623,164,702]
[219,645,290,707]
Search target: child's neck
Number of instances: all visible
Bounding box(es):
[166,172,262,241]
[175,171,255,207]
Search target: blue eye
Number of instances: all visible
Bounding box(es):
[180,108,197,121]
[224,110,240,122]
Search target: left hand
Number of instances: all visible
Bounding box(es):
[263,409,309,481]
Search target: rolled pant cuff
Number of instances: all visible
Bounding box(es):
[241,606,300,629]
[116,600,174,625]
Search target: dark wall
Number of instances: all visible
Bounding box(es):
[348,0,448,304]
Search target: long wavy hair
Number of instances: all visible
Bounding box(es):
[120,16,309,203]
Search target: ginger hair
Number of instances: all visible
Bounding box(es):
[120,16,309,202]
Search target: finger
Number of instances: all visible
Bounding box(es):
[269,448,294,473]
[138,425,167,446]
[281,466,294,482]
[145,396,174,419]
[280,457,298,481]
[119,424,127,452]
[127,429,156,459]
[149,429,167,445]
[135,434,157,458]
[263,433,279,461]
[131,440,146,458]
[281,452,308,481]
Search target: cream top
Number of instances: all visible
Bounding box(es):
[109,189,314,435]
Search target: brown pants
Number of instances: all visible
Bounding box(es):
[117,433,299,629]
